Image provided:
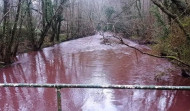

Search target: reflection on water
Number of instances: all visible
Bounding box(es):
[0,34,190,111]
[81,89,117,111]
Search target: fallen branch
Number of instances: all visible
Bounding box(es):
[101,33,190,67]
[120,38,190,67]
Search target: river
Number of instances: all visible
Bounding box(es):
[0,34,190,111]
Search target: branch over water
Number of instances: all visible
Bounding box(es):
[100,33,190,68]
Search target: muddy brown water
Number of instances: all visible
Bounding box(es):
[0,34,190,111]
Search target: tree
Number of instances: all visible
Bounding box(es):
[151,0,190,40]
[0,0,22,64]
[50,0,64,42]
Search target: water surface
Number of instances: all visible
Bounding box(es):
[0,34,190,111]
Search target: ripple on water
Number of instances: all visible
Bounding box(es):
[0,34,190,111]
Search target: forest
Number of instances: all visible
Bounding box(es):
[0,0,190,69]
[1,0,190,110]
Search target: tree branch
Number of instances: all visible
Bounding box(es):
[171,0,190,14]
[0,8,11,24]
[100,32,190,67]
[150,0,190,40]
[31,8,42,15]
[119,37,190,67]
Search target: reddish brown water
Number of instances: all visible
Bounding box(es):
[0,34,190,111]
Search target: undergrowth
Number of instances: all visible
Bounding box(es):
[152,17,190,66]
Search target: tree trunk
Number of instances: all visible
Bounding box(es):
[26,0,37,50]
[56,21,61,41]
[7,0,22,57]
[42,0,46,29]
[13,7,25,57]
[2,0,11,63]
[37,0,66,49]
[50,0,58,43]
[171,0,190,14]
[3,0,10,36]
[56,0,64,42]
[50,24,56,42]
